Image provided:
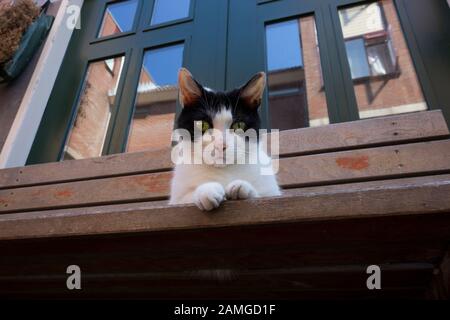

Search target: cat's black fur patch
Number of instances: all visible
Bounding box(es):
[176,81,261,141]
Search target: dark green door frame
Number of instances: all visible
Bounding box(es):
[227,0,362,128]
[394,0,450,126]
[330,0,450,125]
[28,0,450,165]
[28,0,229,164]
[227,0,450,128]
[328,0,450,124]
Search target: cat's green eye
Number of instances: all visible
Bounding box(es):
[232,122,246,131]
[202,121,210,133]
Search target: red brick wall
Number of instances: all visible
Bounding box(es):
[302,0,426,123]
[64,57,123,159]
[354,0,425,115]
[301,16,328,123]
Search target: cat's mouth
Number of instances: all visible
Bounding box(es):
[204,147,251,167]
[209,153,230,167]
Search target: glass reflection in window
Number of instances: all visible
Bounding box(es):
[151,0,190,26]
[265,16,329,130]
[345,38,371,79]
[339,0,427,119]
[63,56,125,160]
[126,44,184,153]
[98,0,139,38]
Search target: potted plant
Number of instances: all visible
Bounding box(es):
[0,0,54,82]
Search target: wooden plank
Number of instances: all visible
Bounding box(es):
[0,111,448,190]
[0,212,445,271]
[0,147,173,190]
[0,180,446,300]
[277,110,449,156]
[0,264,433,299]
[0,171,172,213]
[0,285,427,299]
[278,139,450,188]
[0,174,449,240]
[1,140,450,213]
[0,239,442,276]
[426,251,450,299]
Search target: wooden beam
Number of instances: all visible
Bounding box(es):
[277,110,449,156]
[278,139,450,187]
[0,263,433,299]
[1,140,450,213]
[0,111,447,190]
[0,171,171,213]
[426,251,450,299]
[0,147,173,190]
[0,286,427,300]
[0,238,442,276]
[0,174,449,240]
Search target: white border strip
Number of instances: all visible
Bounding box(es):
[359,102,427,119]
[0,0,84,169]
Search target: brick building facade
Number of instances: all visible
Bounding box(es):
[269,0,427,130]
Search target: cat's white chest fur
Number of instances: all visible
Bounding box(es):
[169,147,281,210]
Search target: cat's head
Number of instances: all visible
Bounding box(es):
[175,68,266,166]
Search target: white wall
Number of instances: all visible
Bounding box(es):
[0,0,84,168]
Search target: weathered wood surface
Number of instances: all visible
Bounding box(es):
[0,110,449,299]
[426,251,450,299]
[0,263,434,299]
[1,174,449,240]
[0,147,173,190]
[1,140,450,214]
[1,184,448,299]
[0,171,172,213]
[0,286,429,299]
[0,111,447,190]
[277,110,449,156]
[0,239,442,274]
[279,140,450,187]
[0,196,447,298]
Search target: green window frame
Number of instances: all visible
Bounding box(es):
[27,0,450,165]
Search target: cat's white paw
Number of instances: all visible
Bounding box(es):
[225,180,258,200]
[193,182,226,211]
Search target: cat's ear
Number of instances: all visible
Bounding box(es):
[178,68,202,108]
[240,72,266,109]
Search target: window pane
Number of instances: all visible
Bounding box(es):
[63,56,125,160]
[98,0,138,38]
[339,0,427,119]
[126,44,184,153]
[266,20,302,71]
[345,39,370,79]
[265,16,329,130]
[367,42,395,76]
[151,0,190,26]
[339,3,385,38]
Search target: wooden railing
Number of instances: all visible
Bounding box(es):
[0,110,449,299]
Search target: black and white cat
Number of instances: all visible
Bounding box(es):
[169,68,281,211]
